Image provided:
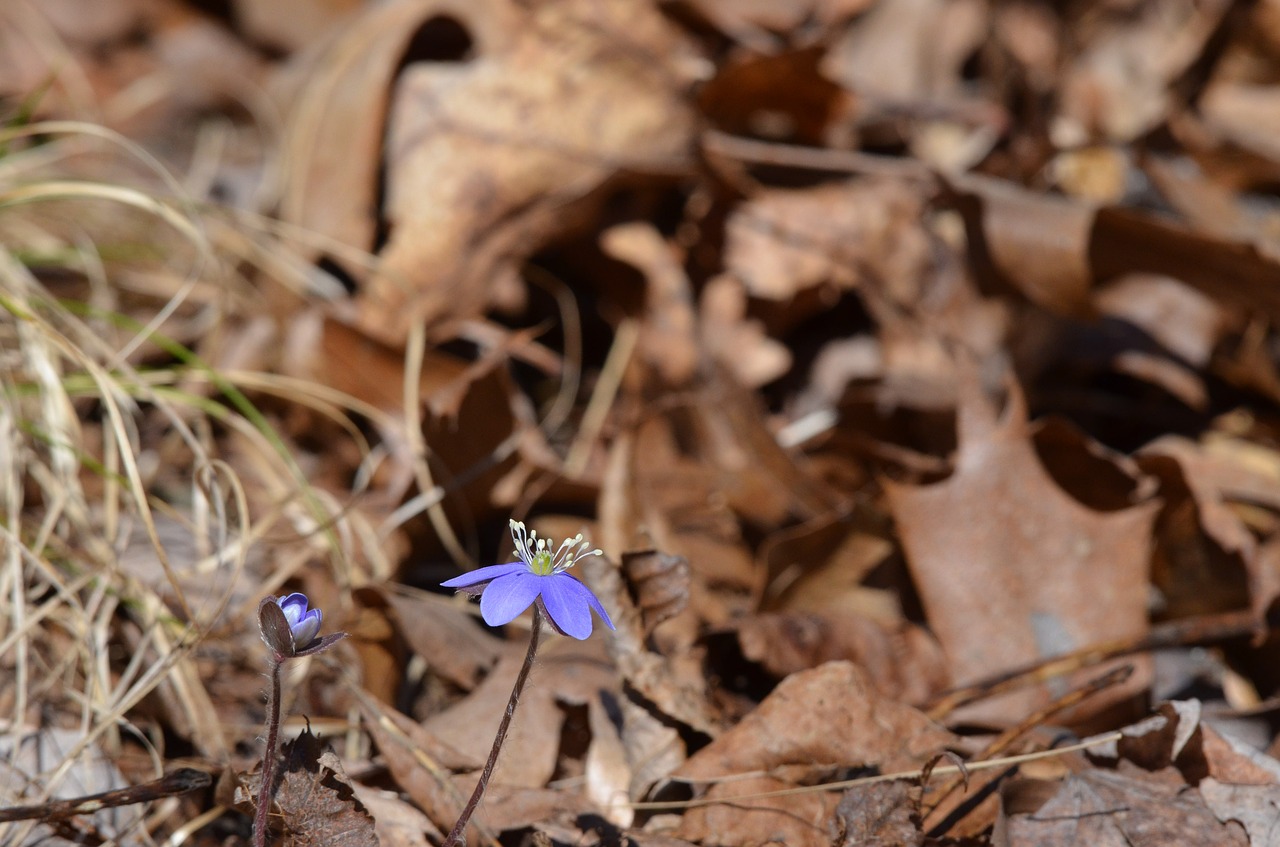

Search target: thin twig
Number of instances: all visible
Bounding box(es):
[622,733,1124,812]
[0,768,210,823]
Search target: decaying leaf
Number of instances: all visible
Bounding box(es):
[998,768,1246,847]
[238,729,378,847]
[833,780,923,847]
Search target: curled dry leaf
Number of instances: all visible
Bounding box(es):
[602,222,700,387]
[620,549,691,638]
[1139,435,1280,624]
[947,171,1280,324]
[276,0,700,346]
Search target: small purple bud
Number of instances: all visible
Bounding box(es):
[258,594,347,660]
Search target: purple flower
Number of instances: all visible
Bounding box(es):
[442,520,615,640]
[257,593,346,659]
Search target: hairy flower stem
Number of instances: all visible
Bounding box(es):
[442,609,543,847]
[254,658,283,847]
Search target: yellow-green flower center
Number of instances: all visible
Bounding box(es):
[530,550,555,575]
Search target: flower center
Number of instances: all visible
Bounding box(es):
[530,548,556,575]
[509,519,603,578]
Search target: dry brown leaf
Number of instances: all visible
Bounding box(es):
[825,0,986,105]
[1200,81,1280,165]
[465,783,600,834]
[425,636,617,789]
[355,692,485,846]
[946,172,1096,317]
[580,548,718,746]
[232,0,362,53]
[699,47,852,144]
[1054,0,1232,144]
[700,275,792,388]
[1094,275,1228,369]
[620,549,691,639]
[584,692,634,827]
[351,783,443,847]
[732,612,948,705]
[602,222,699,387]
[997,767,1246,847]
[1199,778,1280,844]
[674,661,956,847]
[723,179,932,302]
[383,588,502,689]
[948,171,1280,325]
[1139,435,1280,623]
[759,509,899,621]
[885,369,1159,726]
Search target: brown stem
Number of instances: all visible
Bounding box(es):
[254,658,282,847]
[442,609,542,847]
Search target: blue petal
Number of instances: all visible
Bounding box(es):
[278,593,310,628]
[478,571,544,626]
[581,583,615,631]
[441,562,526,589]
[292,608,322,649]
[539,574,596,639]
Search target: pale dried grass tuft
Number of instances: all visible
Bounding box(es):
[0,117,386,843]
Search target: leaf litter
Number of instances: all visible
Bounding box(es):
[10,0,1280,846]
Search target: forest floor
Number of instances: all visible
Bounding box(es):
[4,1,1280,845]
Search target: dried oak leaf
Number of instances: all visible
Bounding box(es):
[674,661,956,847]
[884,370,1159,726]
